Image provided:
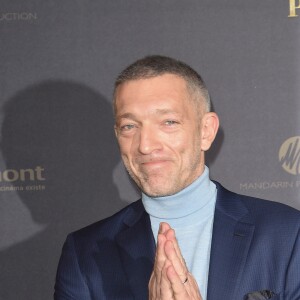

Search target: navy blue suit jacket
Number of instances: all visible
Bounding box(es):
[54,183,300,299]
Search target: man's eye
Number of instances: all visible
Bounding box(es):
[164,120,178,126]
[120,124,135,131]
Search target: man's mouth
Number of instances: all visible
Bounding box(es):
[139,159,172,170]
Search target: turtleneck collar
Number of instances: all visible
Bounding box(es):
[142,166,216,220]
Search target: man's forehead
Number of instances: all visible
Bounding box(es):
[116,108,182,119]
[115,75,189,103]
[113,73,199,117]
[116,73,187,90]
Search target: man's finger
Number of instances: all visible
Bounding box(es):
[148,273,156,300]
[155,233,168,297]
[160,259,173,299]
[155,234,168,271]
[165,228,186,268]
[166,265,189,299]
[167,267,203,300]
[164,239,188,283]
[159,222,171,234]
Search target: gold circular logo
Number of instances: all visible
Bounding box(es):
[279,136,300,175]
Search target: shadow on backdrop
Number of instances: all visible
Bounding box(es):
[0,81,126,300]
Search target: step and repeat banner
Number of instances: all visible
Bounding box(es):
[0,1,299,299]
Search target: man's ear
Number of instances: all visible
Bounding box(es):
[114,125,119,138]
[201,112,219,151]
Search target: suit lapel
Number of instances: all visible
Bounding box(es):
[207,184,255,300]
[116,201,156,299]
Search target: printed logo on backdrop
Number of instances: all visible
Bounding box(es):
[0,166,46,192]
[289,0,300,17]
[240,136,300,192]
[279,136,300,175]
[0,12,37,22]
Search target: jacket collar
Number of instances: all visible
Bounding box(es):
[115,200,156,299]
[207,182,255,300]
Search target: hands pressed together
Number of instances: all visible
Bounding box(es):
[149,222,203,300]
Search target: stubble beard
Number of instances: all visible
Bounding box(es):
[121,137,204,198]
[123,156,203,198]
[124,163,175,197]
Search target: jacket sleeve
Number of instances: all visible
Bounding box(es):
[54,234,91,300]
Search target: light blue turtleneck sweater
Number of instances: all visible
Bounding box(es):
[142,166,216,300]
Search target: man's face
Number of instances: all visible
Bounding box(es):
[114,74,207,197]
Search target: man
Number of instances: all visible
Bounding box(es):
[54,56,300,300]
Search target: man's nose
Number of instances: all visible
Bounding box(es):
[137,126,162,154]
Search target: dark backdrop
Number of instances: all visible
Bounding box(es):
[0,1,299,299]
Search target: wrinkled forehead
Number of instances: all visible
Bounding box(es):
[113,74,200,116]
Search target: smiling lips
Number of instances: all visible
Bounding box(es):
[143,160,167,166]
[138,158,172,170]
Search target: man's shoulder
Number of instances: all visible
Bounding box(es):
[215,181,300,227]
[69,199,144,243]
